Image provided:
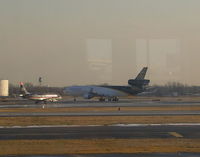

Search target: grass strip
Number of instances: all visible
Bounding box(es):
[0,116,200,126]
[0,139,200,155]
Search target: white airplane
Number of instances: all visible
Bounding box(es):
[19,82,62,104]
[64,67,150,101]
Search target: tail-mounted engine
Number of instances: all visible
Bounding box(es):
[128,79,150,88]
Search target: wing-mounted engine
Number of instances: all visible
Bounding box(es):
[83,88,96,99]
[83,93,95,99]
[48,98,58,102]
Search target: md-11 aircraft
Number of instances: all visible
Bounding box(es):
[64,67,150,101]
[20,82,62,104]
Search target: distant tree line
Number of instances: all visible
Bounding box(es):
[150,82,200,97]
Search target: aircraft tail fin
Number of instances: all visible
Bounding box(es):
[19,82,30,95]
[135,67,148,80]
[128,67,150,89]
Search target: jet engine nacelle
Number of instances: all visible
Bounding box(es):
[83,93,94,99]
[128,79,150,87]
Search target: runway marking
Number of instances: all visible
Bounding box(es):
[0,123,200,128]
[169,132,183,138]
[112,123,200,127]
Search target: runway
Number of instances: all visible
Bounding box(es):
[1,99,200,109]
[1,98,200,156]
[0,125,200,140]
[0,110,200,117]
[1,98,200,117]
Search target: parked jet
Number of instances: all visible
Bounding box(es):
[19,82,62,104]
[64,67,150,101]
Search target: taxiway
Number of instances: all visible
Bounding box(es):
[0,125,200,140]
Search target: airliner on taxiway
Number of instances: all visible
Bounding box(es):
[64,67,150,101]
[20,82,62,104]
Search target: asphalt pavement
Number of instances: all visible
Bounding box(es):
[0,125,200,140]
[1,99,200,109]
[0,110,200,117]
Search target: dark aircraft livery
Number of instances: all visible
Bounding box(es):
[64,67,150,101]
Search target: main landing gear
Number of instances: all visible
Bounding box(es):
[99,97,106,102]
[99,97,119,102]
[112,97,119,102]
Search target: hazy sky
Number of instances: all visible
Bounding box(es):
[1,0,200,86]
